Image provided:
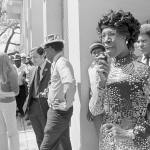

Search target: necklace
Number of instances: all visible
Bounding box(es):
[108,54,135,83]
[113,53,135,74]
[113,53,135,67]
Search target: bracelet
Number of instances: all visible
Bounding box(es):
[133,125,146,136]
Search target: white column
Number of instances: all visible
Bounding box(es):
[22,0,32,55]
[21,0,28,54]
[30,0,43,47]
[46,0,62,36]
[43,0,47,42]
[20,0,24,53]
[27,0,32,53]
[63,1,82,150]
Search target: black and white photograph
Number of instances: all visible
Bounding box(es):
[0,0,150,150]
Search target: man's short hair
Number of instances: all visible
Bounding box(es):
[140,24,150,38]
[45,42,64,52]
[31,46,45,56]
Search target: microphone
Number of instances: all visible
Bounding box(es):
[96,52,109,81]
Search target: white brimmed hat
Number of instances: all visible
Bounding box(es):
[44,34,64,47]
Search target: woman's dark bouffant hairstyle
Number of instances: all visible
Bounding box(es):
[97,10,141,49]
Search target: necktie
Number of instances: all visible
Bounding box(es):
[146,57,149,66]
[37,66,41,86]
[34,66,41,97]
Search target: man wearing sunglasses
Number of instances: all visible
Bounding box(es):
[40,34,76,150]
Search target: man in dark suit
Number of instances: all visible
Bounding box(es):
[23,46,51,149]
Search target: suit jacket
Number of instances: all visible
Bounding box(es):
[25,60,51,114]
[136,55,142,62]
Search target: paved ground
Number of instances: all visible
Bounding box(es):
[17,116,38,150]
[19,130,38,150]
[17,99,80,150]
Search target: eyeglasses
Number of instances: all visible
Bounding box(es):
[44,44,50,50]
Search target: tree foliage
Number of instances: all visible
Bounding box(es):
[0,0,21,53]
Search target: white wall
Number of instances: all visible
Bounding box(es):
[78,0,150,150]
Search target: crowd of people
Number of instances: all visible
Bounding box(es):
[0,9,150,150]
[0,34,76,150]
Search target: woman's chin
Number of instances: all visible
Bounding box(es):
[107,51,115,58]
[106,49,115,58]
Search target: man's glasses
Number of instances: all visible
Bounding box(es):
[44,44,50,50]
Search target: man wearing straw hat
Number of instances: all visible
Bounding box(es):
[40,34,76,150]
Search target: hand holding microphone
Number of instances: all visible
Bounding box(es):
[96,52,111,88]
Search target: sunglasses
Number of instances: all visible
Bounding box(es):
[44,44,51,50]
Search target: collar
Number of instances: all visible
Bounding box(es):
[143,54,150,59]
[113,53,134,67]
[141,54,148,63]
[39,60,46,71]
[53,51,64,63]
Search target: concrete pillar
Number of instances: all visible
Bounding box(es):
[27,0,32,54]
[21,0,27,54]
[21,0,32,54]
[63,1,81,150]
[30,0,43,47]
[46,0,63,37]
[43,0,47,41]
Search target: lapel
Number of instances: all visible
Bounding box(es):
[26,66,37,109]
[30,66,37,85]
[28,66,37,97]
[41,61,50,82]
[137,55,143,62]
